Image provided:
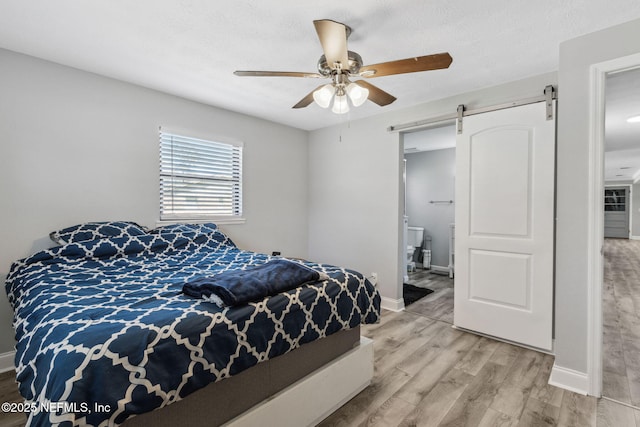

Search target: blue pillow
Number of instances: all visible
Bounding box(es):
[49,221,148,244]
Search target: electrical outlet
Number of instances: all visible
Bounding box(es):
[370,272,378,286]
[271,251,281,256]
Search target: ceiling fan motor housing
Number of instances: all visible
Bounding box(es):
[317,51,363,76]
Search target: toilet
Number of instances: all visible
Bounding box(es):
[407,226,424,272]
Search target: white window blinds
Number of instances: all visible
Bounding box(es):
[159,129,243,220]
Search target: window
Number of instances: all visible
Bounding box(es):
[159,128,243,221]
[604,188,627,212]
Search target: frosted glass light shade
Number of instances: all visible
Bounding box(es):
[332,94,350,114]
[346,82,369,107]
[313,84,335,108]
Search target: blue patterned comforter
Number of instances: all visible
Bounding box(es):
[5,230,380,426]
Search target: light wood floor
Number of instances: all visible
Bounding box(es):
[0,370,25,427]
[319,273,640,426]
[603,238,640,408]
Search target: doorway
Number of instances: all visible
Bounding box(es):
[401,123,456,322]
[601,66,640,405]
[585,51,640,397]
[396,94,557,350]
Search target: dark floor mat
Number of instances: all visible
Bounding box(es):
[403,284,434,307]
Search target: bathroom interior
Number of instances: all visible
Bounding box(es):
[403,123,456,319]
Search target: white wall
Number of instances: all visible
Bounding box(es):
[307,120,405,307]
[0,49,309,354]
[308,72,557,310]
[555,18,640,378]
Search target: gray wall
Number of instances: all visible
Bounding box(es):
[307,117,404,304]
[405,148,456,268]
[0,49,309,354]
[555,17,640,376]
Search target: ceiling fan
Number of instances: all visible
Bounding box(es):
[234,19,453,114]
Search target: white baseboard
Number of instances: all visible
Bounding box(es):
[380,296,405,312]
[630,235,640,240]
[428,265,450,273]
[226,337,373,427]
[548,364,589,395]
[0,351,15,373]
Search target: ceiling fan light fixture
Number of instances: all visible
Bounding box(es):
[332,94,350,114]
[235,20,451,113]
[313,84,335,108]
[346,82,369,107]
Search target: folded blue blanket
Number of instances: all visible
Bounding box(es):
[183,259,330,307]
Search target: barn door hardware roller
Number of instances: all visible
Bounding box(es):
[455,85,556,134]
[544,85,555,121]
[456,104,465,134]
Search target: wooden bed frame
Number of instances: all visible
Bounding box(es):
[124,326,373,427]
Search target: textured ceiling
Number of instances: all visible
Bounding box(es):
[1,1,640,131]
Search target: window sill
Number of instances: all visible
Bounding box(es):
[156,217,246,227]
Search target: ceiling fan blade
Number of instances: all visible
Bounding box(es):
[234,70,324,78]
[313,20,349,70]
[292,84,326,109]
[360,53,453,78]
[354,80,396,106]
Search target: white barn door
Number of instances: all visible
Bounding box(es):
[454,101,555,351]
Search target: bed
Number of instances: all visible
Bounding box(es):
[5,222,380,426]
